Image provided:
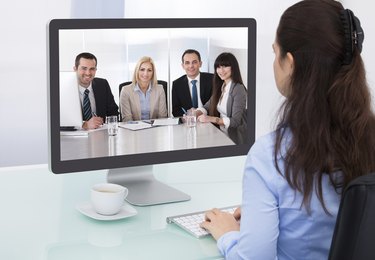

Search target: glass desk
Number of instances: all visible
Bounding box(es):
[0,157,244,260]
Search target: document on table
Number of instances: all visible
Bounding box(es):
[60,125,106,136]
[119,121,153,131]
[60,130,88,136]
[119,118,179,130]
[152,118,179,126]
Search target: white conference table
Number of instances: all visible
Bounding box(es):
[0,156,245,260]
[61,121,235,161]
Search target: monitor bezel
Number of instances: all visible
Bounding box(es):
[48,18,256,174]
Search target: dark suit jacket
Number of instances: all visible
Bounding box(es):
[91,78,119,119]
[172,72,213,117]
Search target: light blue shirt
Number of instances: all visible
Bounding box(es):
[217,130,341,259]
[134,83,151,120]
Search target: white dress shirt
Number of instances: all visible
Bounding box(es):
[217,80,232,133]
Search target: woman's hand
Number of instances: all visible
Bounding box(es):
[200,208,240,240]
[198,114,212,123]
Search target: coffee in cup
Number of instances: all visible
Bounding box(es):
[91,183,128,215]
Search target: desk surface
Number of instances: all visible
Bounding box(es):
[61,122,235,161]
[0,157,244,260]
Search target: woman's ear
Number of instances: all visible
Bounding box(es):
[286,52,294,75]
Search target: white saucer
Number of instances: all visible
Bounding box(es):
[76,202,137,221]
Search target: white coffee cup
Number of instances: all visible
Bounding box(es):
[91,183,128,215]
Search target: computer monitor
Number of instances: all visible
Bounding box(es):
[48,18,256,206]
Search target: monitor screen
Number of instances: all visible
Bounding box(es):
[48,18,256,205]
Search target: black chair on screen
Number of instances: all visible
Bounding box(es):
[328,172,375,260]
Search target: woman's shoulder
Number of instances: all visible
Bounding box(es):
[250,129,291,156]
[153,83,166,93]
[120,83,136,97]
[244,131,286,190]
[155,83,164,89]
[123,83,134,89]
[231,82,247,93]
[249,131,276,157]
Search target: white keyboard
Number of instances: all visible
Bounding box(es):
[166,206,238,238]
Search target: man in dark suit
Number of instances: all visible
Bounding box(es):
[172,49,213,117]
[73,52,119,130]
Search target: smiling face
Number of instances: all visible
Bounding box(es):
[74,58,97,88]
[137,62,153,86]
[182,53,202,78]
[272,42,294,97]
[216,65,232,84]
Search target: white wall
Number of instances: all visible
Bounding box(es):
[0,0,71,166]
[0,0,374,167]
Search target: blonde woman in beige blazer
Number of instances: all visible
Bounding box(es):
[120,56,167,122]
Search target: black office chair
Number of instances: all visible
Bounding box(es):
[119,80,168,106]
[328,172,375,260]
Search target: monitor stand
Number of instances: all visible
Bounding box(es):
[107,165,191,206]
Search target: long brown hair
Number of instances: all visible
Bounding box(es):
[209,52,244,116]
[274,0,375,213]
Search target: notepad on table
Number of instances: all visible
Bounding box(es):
[60,130,88,136]
[119,121,153,131]
[152,118,179,126]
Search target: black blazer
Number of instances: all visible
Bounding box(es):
[172,72,213,117]
[91,78,119,119]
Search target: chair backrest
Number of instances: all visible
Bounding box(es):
[328,172,375,260]
[119,81,132,95]
[119,80,168,106]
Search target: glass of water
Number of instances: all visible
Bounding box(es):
[106,116,118,136]
[185,109,197,128]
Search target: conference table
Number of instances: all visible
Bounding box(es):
[60,121,235,161]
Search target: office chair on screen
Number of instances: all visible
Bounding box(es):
[328,172,375,260]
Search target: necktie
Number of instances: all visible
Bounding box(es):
[83,89,92,121]
[191,80,198,108]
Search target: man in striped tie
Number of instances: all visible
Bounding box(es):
[74,52,119,130]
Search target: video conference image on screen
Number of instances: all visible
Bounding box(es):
[49,18,256,174]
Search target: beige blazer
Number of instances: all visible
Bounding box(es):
[120,83,167,122]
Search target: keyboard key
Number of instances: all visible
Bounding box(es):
[166,205,239,238]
